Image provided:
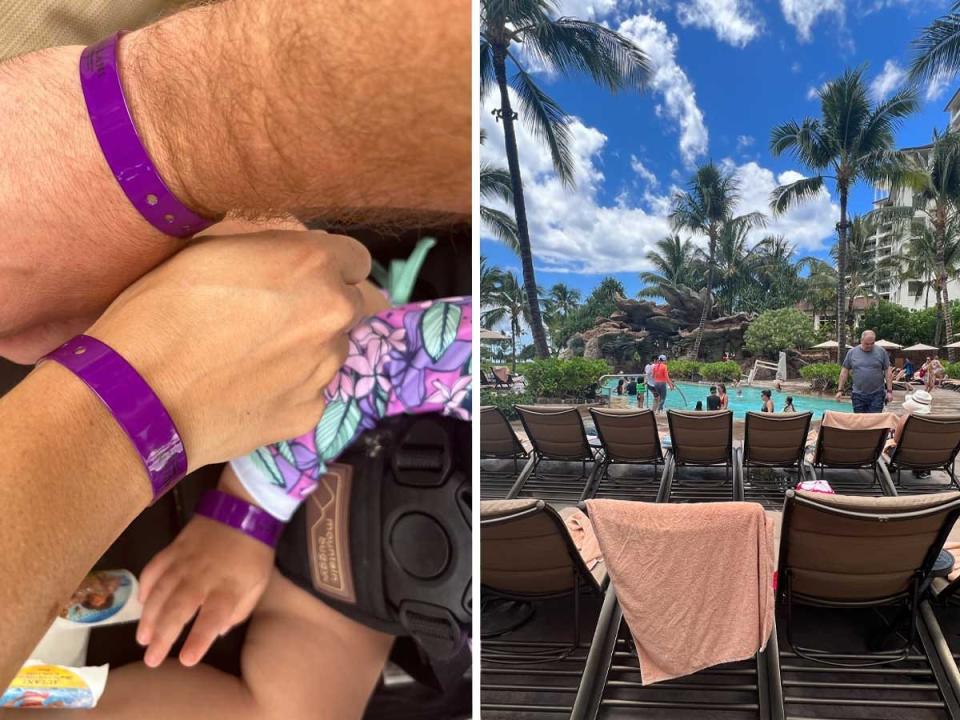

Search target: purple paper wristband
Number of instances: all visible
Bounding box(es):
[194,490,285,547]
[43,335,187,500]
[79,32,214,237]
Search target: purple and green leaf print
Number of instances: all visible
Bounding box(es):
[234,296,472,510]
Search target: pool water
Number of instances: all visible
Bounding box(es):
[601,378,851,419]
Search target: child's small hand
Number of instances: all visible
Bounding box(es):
[135,514,274,668]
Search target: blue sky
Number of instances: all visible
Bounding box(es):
[481,0,955,307]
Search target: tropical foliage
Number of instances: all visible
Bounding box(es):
[481,0,650,357]
[769,67,917,354]
[523,357,611,399]
[744,308,816,357]
[800,363,844,392]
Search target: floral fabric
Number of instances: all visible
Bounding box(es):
[231,296,472,520]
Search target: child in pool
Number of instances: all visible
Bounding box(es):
[783,397,796,413]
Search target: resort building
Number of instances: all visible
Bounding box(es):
[861,89,960,311]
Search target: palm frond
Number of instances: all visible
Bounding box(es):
[480,206,520,252]
[908,10,960,83]
[480,41,495,98]
[770,176,825,215]
[527,18,651,92]
[480,163,515,204]
[509,65,575,185]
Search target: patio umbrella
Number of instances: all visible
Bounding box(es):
[480,328,510,341]
[874,339,902,349]
[945,340,960,348]
[810,340,848,349]
[902,343,940,352]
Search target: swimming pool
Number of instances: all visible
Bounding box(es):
[600,378,852,418]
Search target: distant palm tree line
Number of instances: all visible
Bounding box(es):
[480,0,960,360]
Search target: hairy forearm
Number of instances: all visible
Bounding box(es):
[123,0,470,224]
[0,363,151,687]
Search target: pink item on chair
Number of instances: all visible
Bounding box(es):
[585,499,775,685]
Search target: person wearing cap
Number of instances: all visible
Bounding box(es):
[836,330,893,413]
[888,390,934,477]
[651,355,676,413]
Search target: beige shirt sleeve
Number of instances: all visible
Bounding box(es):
[0,0,190,61]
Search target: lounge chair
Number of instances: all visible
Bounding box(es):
[587,408,664,501]
[740,412,812,507]
[493,366,514,389]
[804,414,895,495]
[883,415,960,494]
[515,405,601,501]
[777,489,960,666]
[661,410,736,502]
[480,368,496,389]
[480,498,606,663]
[480,405,533,499]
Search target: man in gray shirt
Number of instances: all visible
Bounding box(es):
[835,330,893,413]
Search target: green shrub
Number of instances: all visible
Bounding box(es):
[699,361,741,382]
[479,389,535,420]
[523,357,611,399]
[667,359,701,379]
[946,362,960,379]
[800,363,842,391]
[744,307,816,357]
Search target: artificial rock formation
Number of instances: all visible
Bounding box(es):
[563,294,753,368]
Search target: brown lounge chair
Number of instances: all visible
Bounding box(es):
[804,418,893,494]
[662,410,736,502]
[480,368,496,389]
[740,412,812,502]
[515,405,601,500]
[480,498,606,662]
[883,415,960,493]
[587,408,664,501]
[777,489,960,666]
[480,405,532,498]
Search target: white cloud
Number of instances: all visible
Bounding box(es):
[791,61,802,74]
[806,80,832,102]
[926,75,950,102]
[870,59,906,101]
[630,155,659,188]
[675,0,762,47]
[780,0,844,42]
[736,134,755,151]
[720,159,840,253]
[616,13,709,166]
[481,98,838,276]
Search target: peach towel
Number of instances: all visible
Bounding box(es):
[806,410,899,449]
[560,508,603,571]
[585,499,775,685]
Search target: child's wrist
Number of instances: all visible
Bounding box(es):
[194,489,284,548]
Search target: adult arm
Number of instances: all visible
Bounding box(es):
[0,229,368,687]
[0,0,469,361]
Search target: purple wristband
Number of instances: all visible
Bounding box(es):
[79,32,214,237]
[43,335,187,500]
[194,490,285,547]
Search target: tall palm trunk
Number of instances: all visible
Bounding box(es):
[936,208,956,360]
[936,283,945,347]
[511,320,517,373]
[688,234,716,359]
[492,45,549,358]
[836,186,849,362]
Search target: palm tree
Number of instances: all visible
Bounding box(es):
[908,2,960,84]
[881,130,960,358]
[480,255,506,308]
[769,67,917,357]
[480,130,520,251]
[481,0,650,357]
[639,234,700,300]
[802,216,899,332]
[481,270,539,372]
[670,162,766,359]
[752,235,806,311]
[702,220,759,316]
[547,283,581,319]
